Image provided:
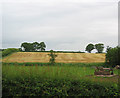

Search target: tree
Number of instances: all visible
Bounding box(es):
[39,42,46,51]
[85,44,94,53]
[48,50,57,65]
[106,46,112,53]
[32,42,40,51]
[105,46,120,67]
[20,42,46,52]
[21,42,33,52]
[95,43,104,53]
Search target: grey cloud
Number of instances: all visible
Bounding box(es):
[2,1,118,52]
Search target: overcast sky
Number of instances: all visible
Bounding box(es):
[1,0,119,52]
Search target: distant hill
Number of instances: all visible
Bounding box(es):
[2,52,105,63]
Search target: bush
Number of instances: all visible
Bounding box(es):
[105,46,120,67]
[2,48,19,57]
[48,50,57,65]
[2,78,119,96]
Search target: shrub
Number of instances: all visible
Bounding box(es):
[48,50,57,65]
[2,48,19,57]
[2,78,119,96]
[105,46,120,67]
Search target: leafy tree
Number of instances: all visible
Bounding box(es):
[106,46,112,53]
[32,42,40,51]
[105,46,120,67]
[85,44,94,53]
[20,42,46,52]
[21,42,33,52]
[95,43,104,53]
[39,42,46,51]
[48,50,57,65]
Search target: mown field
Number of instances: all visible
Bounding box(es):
[2,63,120,96]
[2,52,105,63]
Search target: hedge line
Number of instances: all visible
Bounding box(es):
[2,48,19,57]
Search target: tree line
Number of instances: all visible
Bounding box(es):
[20,42,46,52]
[85,43,120,67]
[85,43,104,53]
[1,41,120,67]
[20,42,105,53]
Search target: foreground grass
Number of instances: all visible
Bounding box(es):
[2,64,120,96]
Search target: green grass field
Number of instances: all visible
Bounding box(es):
[2,63,120,96]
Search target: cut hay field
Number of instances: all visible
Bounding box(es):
[2,52,105,63]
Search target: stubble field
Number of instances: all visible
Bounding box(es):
[2,52,105,63]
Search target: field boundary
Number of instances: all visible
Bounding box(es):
[2,62,109,67]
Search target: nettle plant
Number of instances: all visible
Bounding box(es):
[48,50,57,65]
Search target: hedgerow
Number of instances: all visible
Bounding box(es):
[105,46,120,67]
[2,78,119,96]
[2,48,19,57]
